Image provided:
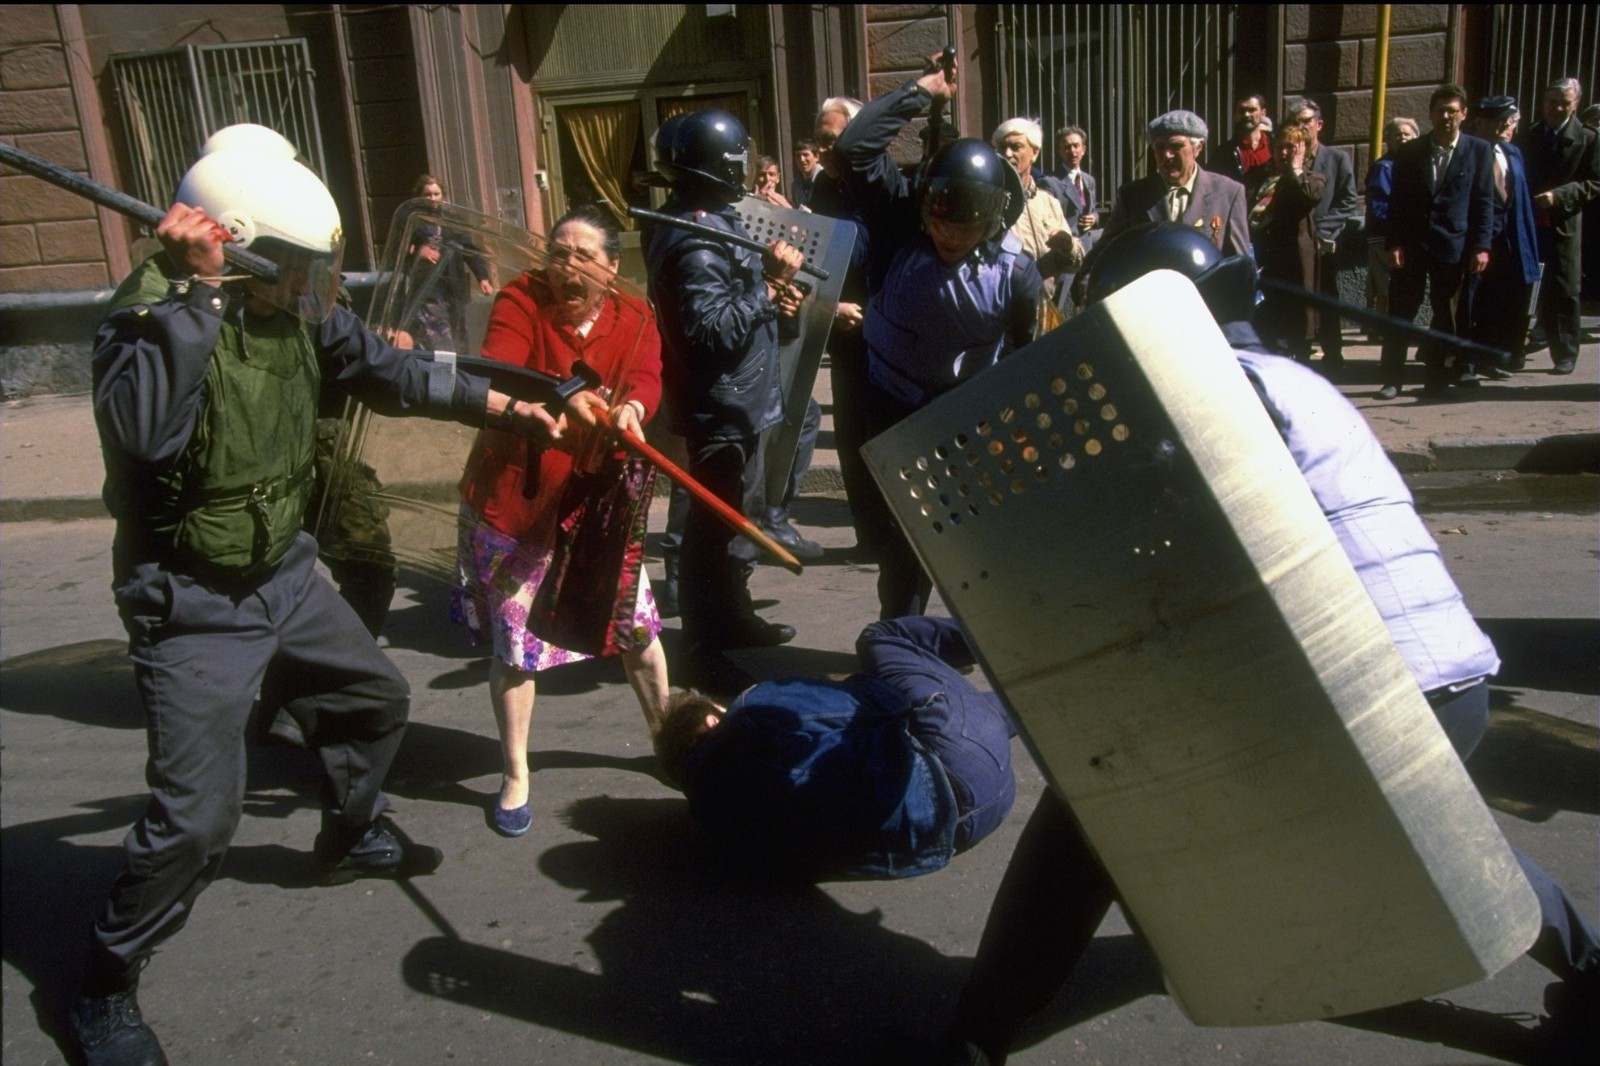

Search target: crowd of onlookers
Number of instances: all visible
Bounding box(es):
[749,74,1598,402]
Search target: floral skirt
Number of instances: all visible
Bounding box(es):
[451,509,661,673]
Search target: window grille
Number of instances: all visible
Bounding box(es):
[1488,5,1598,123]
[996,5,1237,199]
[108,40,327,209]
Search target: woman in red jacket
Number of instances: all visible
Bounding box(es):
[452,205,668,837]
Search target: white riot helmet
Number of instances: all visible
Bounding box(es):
[198,122,299,159]
[175,123,344,322]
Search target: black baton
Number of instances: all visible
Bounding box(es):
[1257,277,1509,365]
[0,140,282,282]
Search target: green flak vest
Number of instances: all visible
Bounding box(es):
[110,257,322,578]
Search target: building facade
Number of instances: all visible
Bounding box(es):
[1,4,1595,391]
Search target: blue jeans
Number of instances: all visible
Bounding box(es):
[857,616,1016,850]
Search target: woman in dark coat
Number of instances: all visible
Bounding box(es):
[1249,125,1328,360]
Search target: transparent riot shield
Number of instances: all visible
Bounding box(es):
[314,201,656,590]
[861,271,1539,1026]
[733,198,854,504]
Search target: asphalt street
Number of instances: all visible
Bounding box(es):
[2,472,1596,1064]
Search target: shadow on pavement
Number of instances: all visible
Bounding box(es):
[1,797,165,1062]
[1009,931,1164,1049]
[1333,997,1545,1065]
[1474,696,1600,821]
[399,794,968,1063]
[381,578,478,660]
[0,639,141,729]
[1479,619,1600,695]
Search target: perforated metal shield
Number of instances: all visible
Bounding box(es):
[313,201,655,582]
[734,198,854,502]
[861,271,1539,1026]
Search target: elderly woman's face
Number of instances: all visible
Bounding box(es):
[997,132,1036,177]
[546,219,616,319]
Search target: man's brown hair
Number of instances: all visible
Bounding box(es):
[654,690,724,788]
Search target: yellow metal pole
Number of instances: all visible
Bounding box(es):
[1370,5,1392,162]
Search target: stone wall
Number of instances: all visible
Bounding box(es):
[1283,4,1455,181]
[864,4,955,166]
[342,5,428,255]
[0,5,112,295]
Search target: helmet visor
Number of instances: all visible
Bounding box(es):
[922,177,1010,227]
[244,235,345,323]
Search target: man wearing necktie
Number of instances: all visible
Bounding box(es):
[1468,96,1541,376]
[1049,125,1099,241]
[1519,76,1600,375]
[1379,84,1495,398]
[1072,109,1250,306]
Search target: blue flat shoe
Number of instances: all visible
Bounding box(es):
[489,797,531,837]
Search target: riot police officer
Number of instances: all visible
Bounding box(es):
[642,110,806,691]
[74,125,542,1066]
[834,54,1043,618]
[933,224,1600,1064]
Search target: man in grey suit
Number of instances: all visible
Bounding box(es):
[1073,110,1250,305]
[1288,98,1359,368]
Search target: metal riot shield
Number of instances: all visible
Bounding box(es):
[314,200,655,583]
[860,271,1539,1026]
[733,197,854,504]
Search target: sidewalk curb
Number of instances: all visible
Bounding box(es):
[6,436,1594,524]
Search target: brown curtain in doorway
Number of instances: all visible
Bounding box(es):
[560,102,641,230]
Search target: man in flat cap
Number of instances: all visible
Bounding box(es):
[1072,109,1250,305]
[1468,95,1541,374]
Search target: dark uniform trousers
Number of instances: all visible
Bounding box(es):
[678,431,766,645]
[92,531,409,976]
[861,379,934,619]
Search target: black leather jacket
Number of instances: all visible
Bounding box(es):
[644,191,783,441]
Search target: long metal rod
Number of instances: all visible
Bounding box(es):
[0,140,282,281]
[1257,277,1508,363]
[1370,6,1391,164]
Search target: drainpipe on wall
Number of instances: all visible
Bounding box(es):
[1370,5,1391,164]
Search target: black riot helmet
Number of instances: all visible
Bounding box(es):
[653,109,750,200]
[917,137,1026,240]
[1082,222,1258,325]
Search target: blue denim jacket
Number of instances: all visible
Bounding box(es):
[684,673,960,879]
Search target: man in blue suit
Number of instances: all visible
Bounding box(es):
[1379,84,1495,398]
[1469,96,1542,375]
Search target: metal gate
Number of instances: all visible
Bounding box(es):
[1488,5,1598,120]
[996,5,1237,198]
[109,40,328,208]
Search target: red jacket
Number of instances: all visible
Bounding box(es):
[459,270,663,537]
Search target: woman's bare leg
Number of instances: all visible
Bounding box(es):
[490,658,537,808]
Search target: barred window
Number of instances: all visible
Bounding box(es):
[108,39,327,208]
